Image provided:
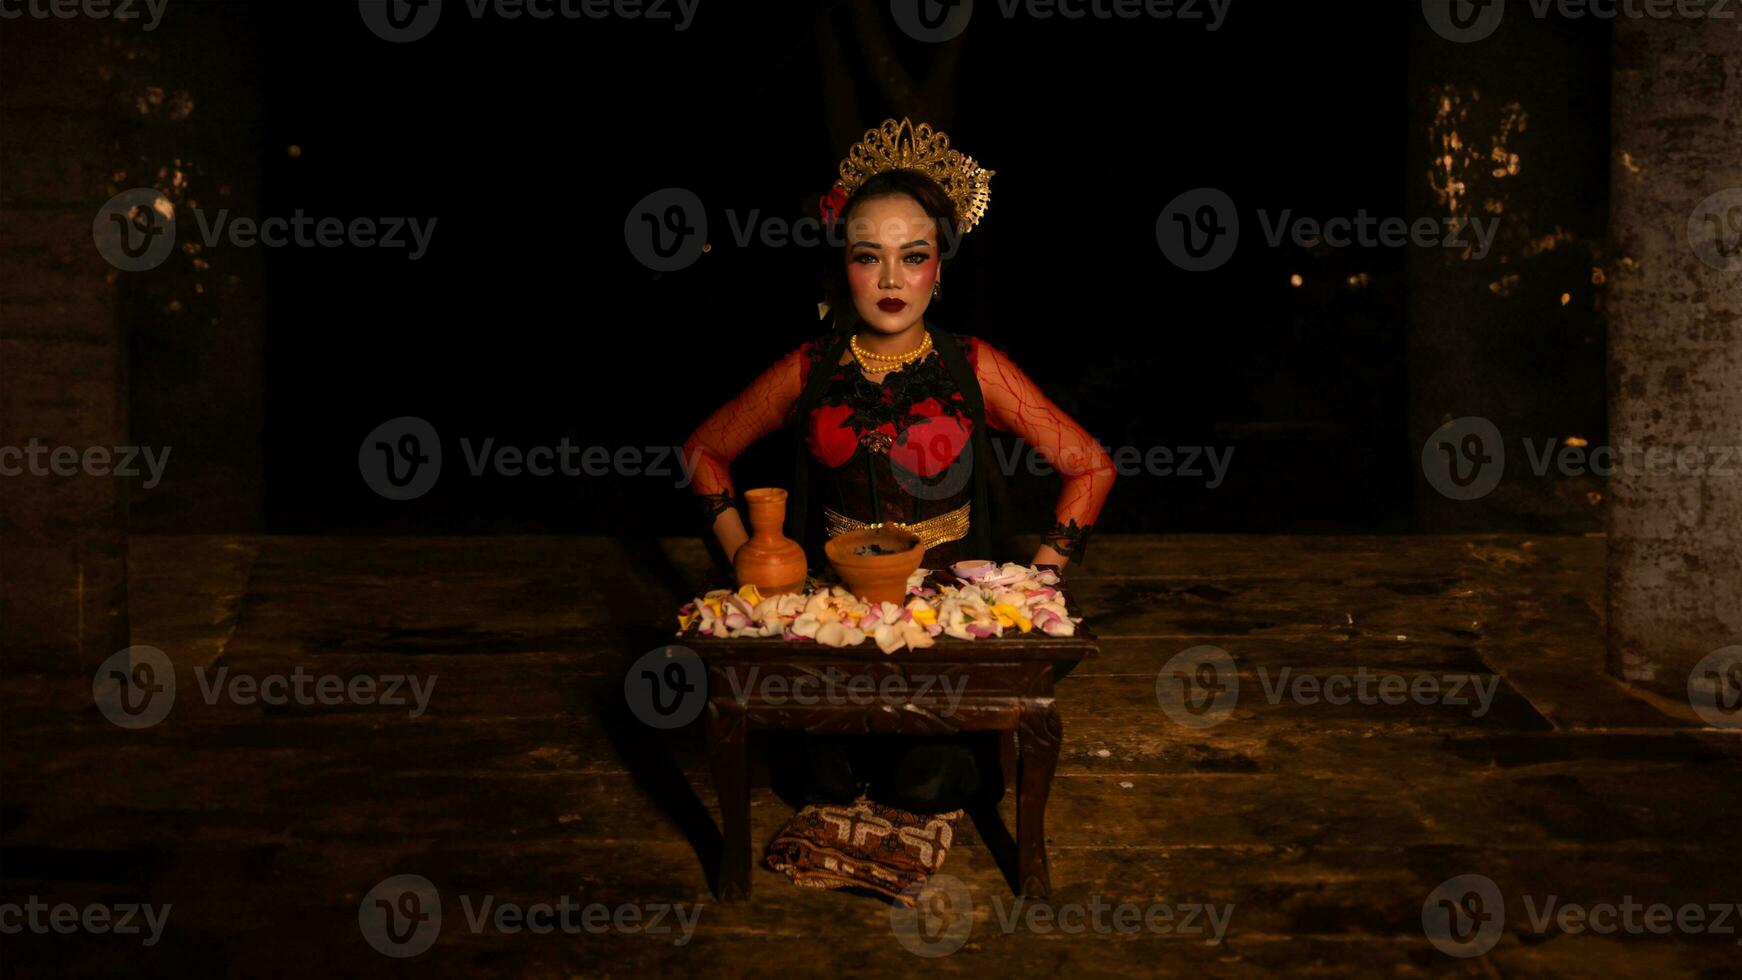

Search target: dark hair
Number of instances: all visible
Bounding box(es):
[820,169,959,333]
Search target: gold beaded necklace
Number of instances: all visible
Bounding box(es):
[850,329,932,374]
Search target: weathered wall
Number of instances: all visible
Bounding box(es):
[1607,18,1742,699]
[0,17,130,673]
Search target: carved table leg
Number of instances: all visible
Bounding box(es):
[1016,697,1061,898]
[706,698,751,901]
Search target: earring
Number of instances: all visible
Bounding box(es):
[931,280,942,300]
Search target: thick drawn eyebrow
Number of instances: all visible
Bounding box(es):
[849,239,933,249]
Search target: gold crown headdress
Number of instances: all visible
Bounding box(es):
[819,117,994,235]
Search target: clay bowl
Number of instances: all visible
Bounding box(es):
[824,527,926,606]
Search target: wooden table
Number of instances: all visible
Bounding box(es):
[681,588,1097,901]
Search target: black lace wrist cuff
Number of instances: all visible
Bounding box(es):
[697,490,735,526]
[1042,518,1092,561]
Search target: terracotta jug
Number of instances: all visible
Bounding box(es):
[733,488,808,596]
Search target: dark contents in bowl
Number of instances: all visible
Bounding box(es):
[853,543,905,556]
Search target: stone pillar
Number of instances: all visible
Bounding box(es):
[1607,19,1742,698]
[0,17,130,673]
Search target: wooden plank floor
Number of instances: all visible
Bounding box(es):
[4,534,1739,977]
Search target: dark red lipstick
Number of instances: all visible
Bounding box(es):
[876,298,907,313]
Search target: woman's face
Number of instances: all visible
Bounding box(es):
[843,193,940,335]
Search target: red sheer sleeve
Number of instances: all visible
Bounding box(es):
[680,342,811,524]
[971,337,1115,560]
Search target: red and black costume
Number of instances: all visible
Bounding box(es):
[683,325,1115,570]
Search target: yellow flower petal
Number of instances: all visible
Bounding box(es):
[991,603,1031,632]
[737,583,765,606]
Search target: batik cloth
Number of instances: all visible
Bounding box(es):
[764,797,963,906]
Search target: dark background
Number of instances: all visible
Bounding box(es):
[118,0,1614,539]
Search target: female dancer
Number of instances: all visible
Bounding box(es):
[681,119,1116,812]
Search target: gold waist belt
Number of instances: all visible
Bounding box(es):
[823,501,971,552]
